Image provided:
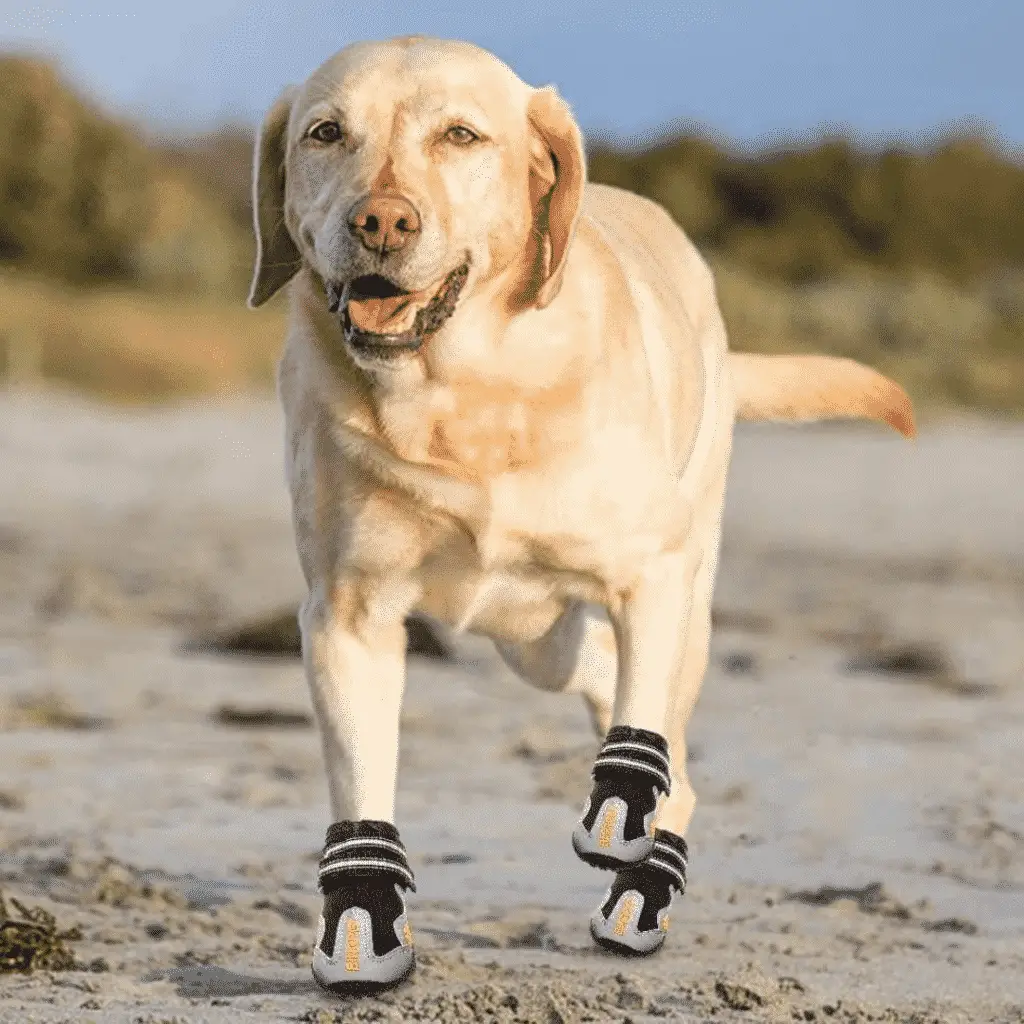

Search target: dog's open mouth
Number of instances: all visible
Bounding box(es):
[326,262,470,361]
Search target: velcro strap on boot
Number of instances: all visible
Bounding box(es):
[592,726,671,795]
[317,820,416,894]
[644,828,689,893]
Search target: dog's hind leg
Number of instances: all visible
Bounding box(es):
[587,526,721,958]
[569,545,698,869]
[494,510,724,961]
[493,600,618,739]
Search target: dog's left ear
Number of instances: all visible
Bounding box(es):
[248,86,301,309]
[527,86,586,309]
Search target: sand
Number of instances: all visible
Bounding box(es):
[0,391,1022,1023]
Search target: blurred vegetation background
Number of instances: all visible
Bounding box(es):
[1,54,1022,412]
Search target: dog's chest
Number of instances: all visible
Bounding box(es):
[375,376,583,479]
[415,554,570,643]
[331,379,691,639]
[390,455,682,643]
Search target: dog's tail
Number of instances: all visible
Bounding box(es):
[728,353,916,438]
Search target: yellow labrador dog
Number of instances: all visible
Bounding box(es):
[248,35,915,992]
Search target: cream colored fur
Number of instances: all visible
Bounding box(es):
[249,36,915,838]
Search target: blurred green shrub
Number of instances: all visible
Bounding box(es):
[1,54,1022,412]
[0,55,251,297]
[588,129,1024,286]
[3,53,1022,297]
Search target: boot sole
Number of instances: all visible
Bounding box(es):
[589,920,665,958]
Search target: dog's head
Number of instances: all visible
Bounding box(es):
[248,37,586,368]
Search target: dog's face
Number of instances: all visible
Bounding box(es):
[249,37,586,369]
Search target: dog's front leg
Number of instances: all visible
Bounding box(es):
[301,576,418,993]
[573,549,699,955]
[301,580,408,821]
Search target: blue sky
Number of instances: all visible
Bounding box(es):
[1,0,1020,150]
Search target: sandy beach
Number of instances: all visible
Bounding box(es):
[1,392,1022,1023]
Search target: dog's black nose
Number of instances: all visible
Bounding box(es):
[347,194,421,254]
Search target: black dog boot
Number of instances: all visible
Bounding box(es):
[311,820,416,993]
[590,828,688,956]
[572,726,671,869]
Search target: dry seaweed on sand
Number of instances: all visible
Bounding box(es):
[184,609,457,662]
[211,703,313,729]
[1,691,109,731]
[0,890,81,973]
[843,639,992,696]
[786,881,917,919]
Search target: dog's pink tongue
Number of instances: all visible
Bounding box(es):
[347,287,433,334]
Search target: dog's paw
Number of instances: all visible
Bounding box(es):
[589,828,688,957]
[571,726,670,869]
[311,820,416,993]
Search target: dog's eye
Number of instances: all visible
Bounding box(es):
[309,120,344,144]
[444,125,480,146]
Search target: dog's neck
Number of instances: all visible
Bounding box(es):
[293,260,592,483]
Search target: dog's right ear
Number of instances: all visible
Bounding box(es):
[248,86,301,309]
[527,86,586,310]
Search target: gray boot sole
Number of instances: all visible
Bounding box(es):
[571,795,658,869]
[311,906,415,994]
[589,890,669,957]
